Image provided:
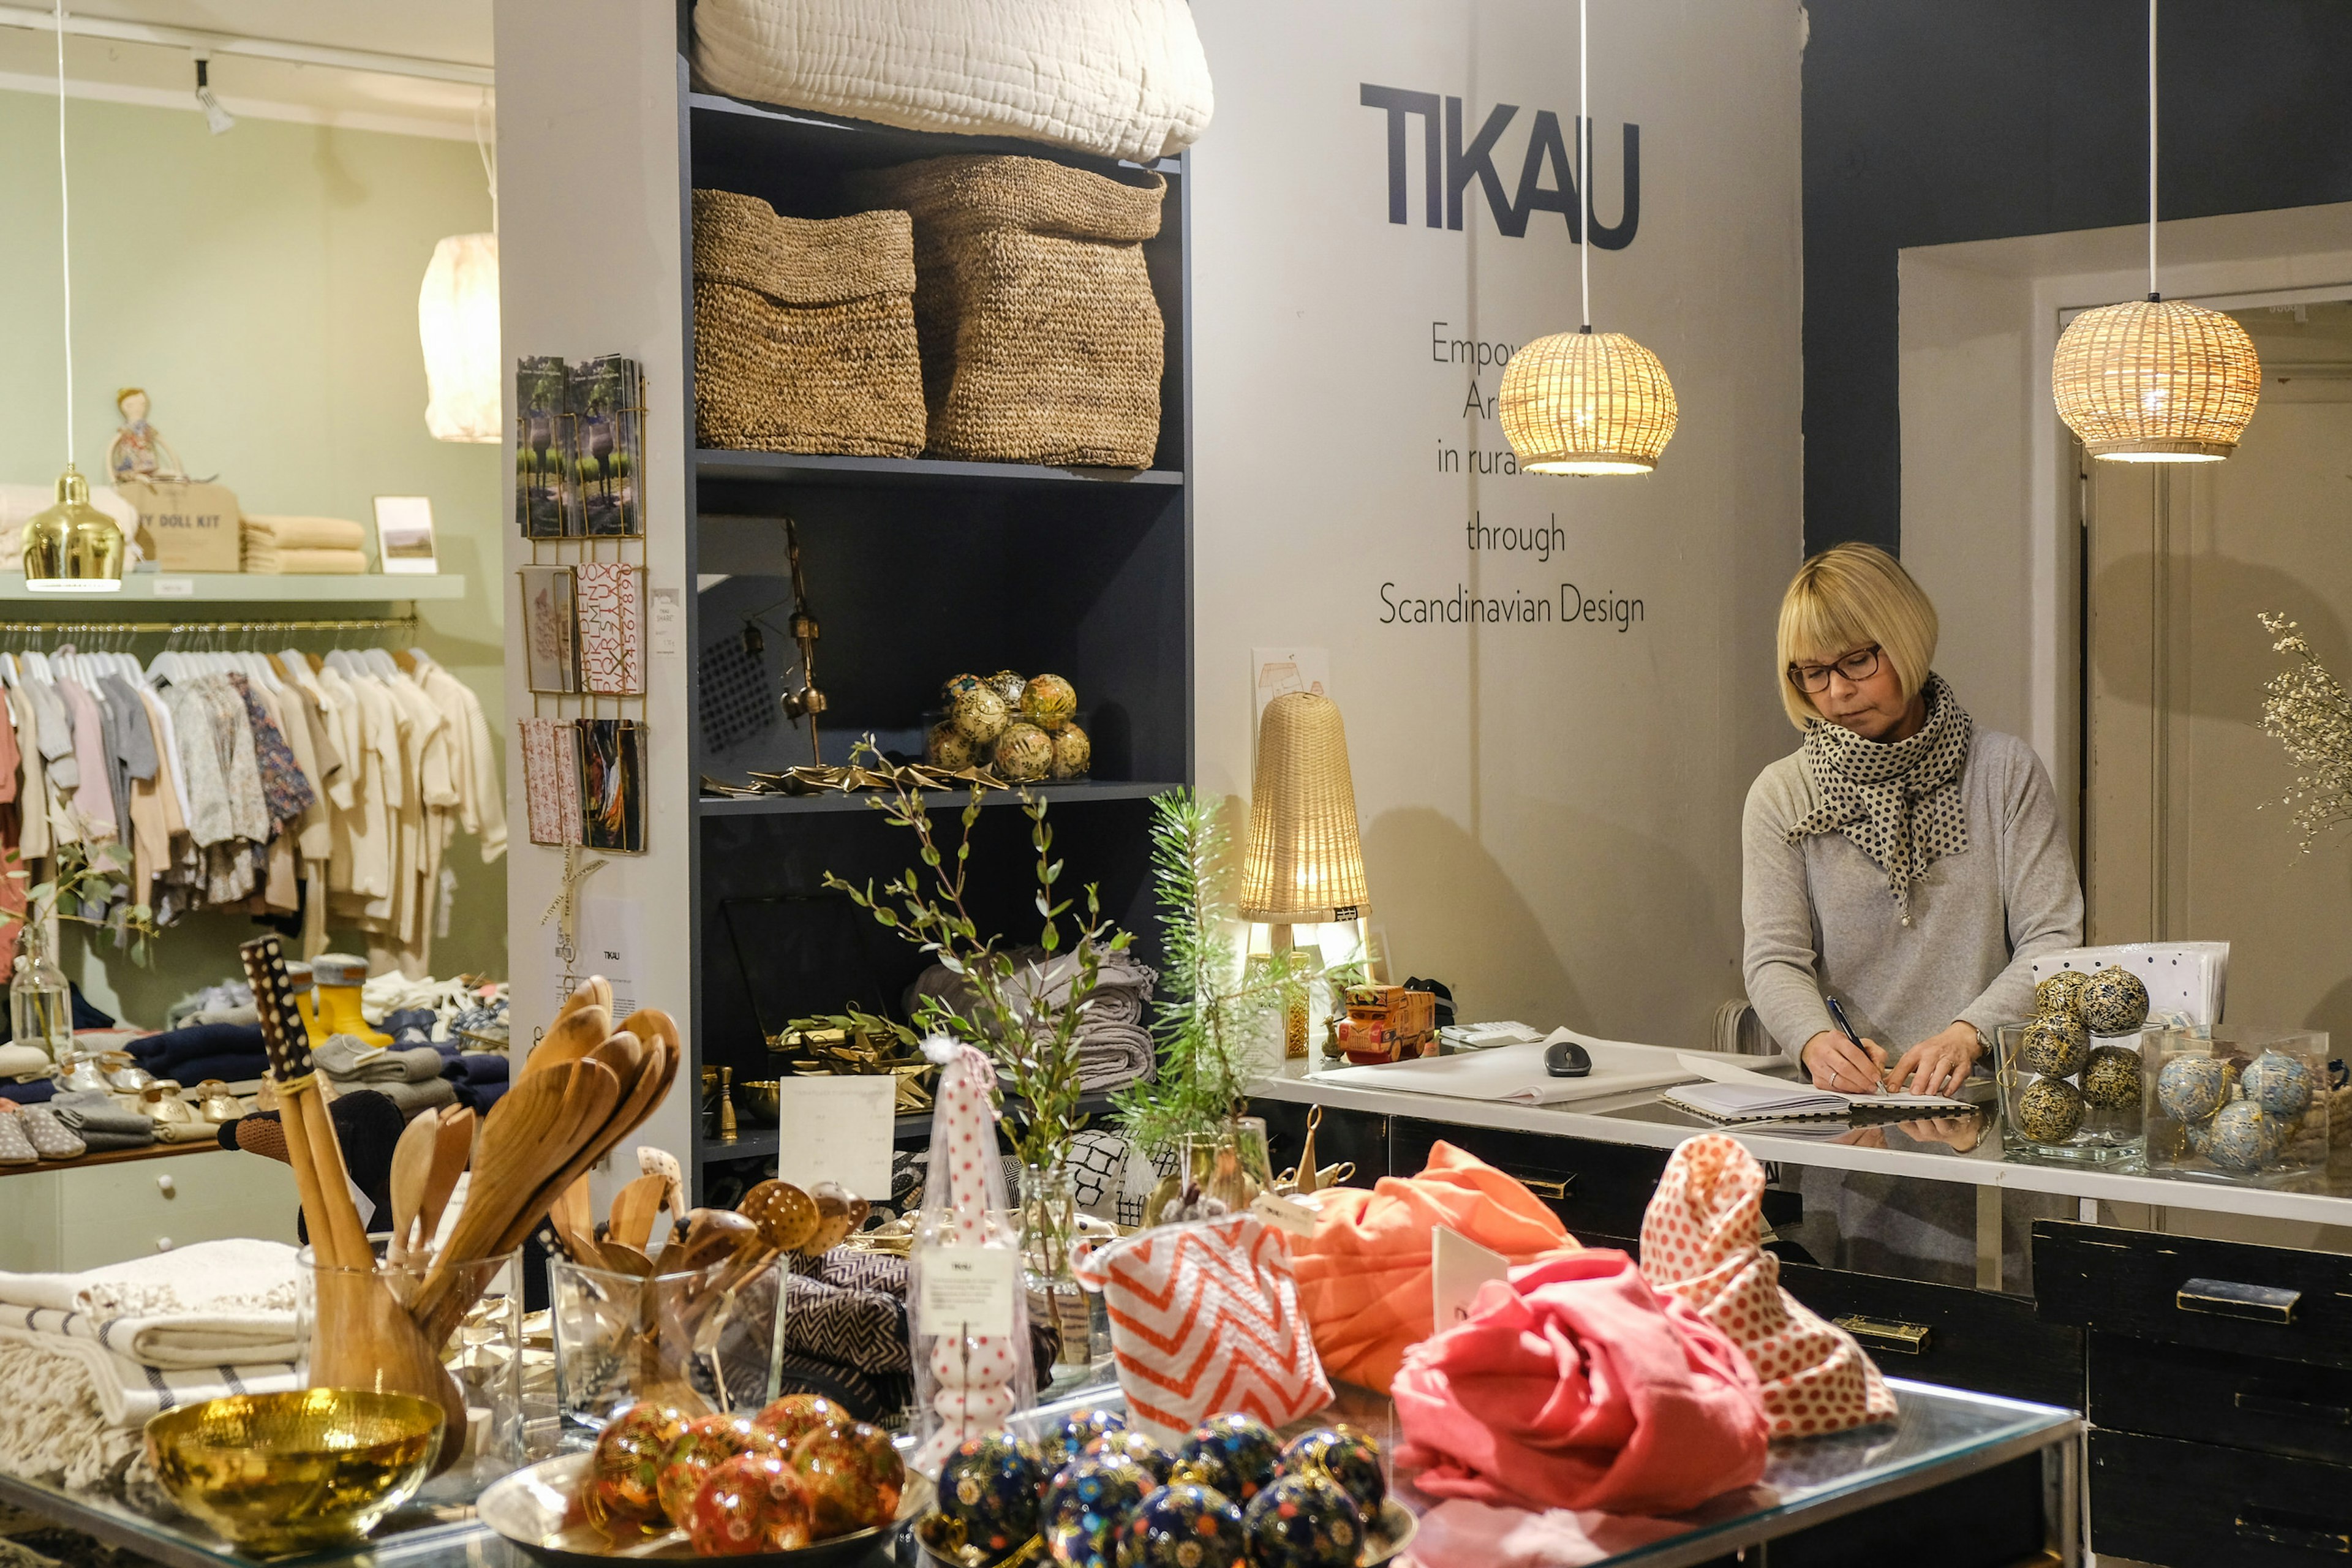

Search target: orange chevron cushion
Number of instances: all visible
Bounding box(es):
[1074,1213,1333,1446]
[1292,1142,1584,1393]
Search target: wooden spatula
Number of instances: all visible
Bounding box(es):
[385,1112,440,1267]
[411,1063,575,1321]
[417,1106,473,1256]
[524,1003,610,1078]
[610,1174,666,1250]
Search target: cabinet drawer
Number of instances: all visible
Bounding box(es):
[2091,1427,2352,1567]
[1250,1101,1389,1187]
[1779,1261,2083,1411]
[1389,1118,1668,1241]
[2036,1221,2352,1371]
[2090,1331,2352,1468]
[55,1152,298,1270]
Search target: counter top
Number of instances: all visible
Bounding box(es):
[1251,1055,2352,1227]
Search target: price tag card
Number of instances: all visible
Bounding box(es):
[1250,1190,1317,1236]
[918,1246,1020,1335]
[1431,1224,1510,1329]
[774,1075,895,1199]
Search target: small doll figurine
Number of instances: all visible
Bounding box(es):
[105,387,184,483]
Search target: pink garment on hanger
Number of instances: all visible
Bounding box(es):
[1393,1250,1768,1517]
[55,677,116,836]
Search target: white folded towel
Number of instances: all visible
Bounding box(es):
[0,1303,299,1368]
[0,1237,299,1320]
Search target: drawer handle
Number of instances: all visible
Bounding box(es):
[2236,1505,2352,1555]
[1832,1314,1932,1355]
[2236,1389,2352,1427]
[1501,1169,1574,1200]
[2178,1276,2301,1323]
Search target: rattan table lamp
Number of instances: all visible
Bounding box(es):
[1242,692,1371,1057]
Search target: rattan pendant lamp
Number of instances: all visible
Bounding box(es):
[2051,0,2260,462]
[20,0,123,594]
[1498,0,1678,475]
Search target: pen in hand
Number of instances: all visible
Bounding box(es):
[1824,995,1885,1096]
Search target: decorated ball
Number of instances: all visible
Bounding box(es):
[1043,1456,1154,1568]
[2017,1014,2089,1079]
[1120,1483,1246,1568]
[657,1414,783,1525]
[2034,970,2091,1022]
[939,1430,1049,1559]
[2206,1099,2281,1171]
[2157,1056,2230,1123]
[2016,1076,2086,1144]
[1052,1410,1128,1463]
[2082,966,2151,1035]
[790,1420,905,1538]
[1020,674,1079,732]
[2241,1051,2315,1119]
[685,1453,815,1556]
[943,673,987,701]
[584,1403,692,1534]
[951,686,1012,745]
[1277,1428,1385,1518]
[994,722,1055,783]
[1241,1475,1363,1568]
[1051,723,1092,780]
[986,670,1030,706]
[1175,1415,1283,1506]
[752,1393,849,1451]
[1085,1431,1172,1486]
[929,722,978,771]
[2185,1116,2214,1156]
[2079,1045,2143,1111]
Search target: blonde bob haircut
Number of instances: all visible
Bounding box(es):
[1776,542,1939,729]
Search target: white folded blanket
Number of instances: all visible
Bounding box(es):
[0,1303,300,1369]
[242,545,368,575]
[240,514,366,550]
[0,1042,50,1081]
[0,1236,299,1319]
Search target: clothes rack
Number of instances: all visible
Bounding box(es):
[0,617,418,636]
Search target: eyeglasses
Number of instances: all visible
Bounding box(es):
[1787,644,1882,693]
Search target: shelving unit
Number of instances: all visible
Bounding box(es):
[674,16,1192,1195]
[0,573,465,603]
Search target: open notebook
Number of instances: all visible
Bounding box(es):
[1660,1053,1971,1123]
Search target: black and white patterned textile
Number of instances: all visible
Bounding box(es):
[1787,672,1973,918]
[1066,1131,1129,1216]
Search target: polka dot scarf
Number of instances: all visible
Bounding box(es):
[1787,672,1973,918]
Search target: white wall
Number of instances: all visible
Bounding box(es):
[1187,0,1806,1044]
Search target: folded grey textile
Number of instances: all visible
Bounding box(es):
[1085,985,1145,1027]
[314,1038,445,1084]
[67,1129,154,1152]
[51,1092,154,1138]
[187,1003,260,1027]
[906,945,1158,1034]
[1076,1020,1155,1091]
[347,1076,456,1120]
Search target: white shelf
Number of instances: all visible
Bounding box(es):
[0,573,466,603]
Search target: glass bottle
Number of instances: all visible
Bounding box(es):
[10,924,72,1064]
[1019,1161,1099,1371]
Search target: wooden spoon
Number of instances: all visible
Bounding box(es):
[550,1174,599,1266]
[524,1002,610,1078]
[417,1107,474,1256]
[739,1180,819,1254]
[410,1063,575,1322]
[588,1030,645,1087]
[638,1147,686,1219]
[670,1208,760,1276]
[553,976,612,1025]
[617,1007,680,1060]
[600,1238,656,1277]
[610,1174,666,1250]
[385,1112,440,1267]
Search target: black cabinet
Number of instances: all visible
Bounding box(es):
[1252,1101,1389,1188]
[1389,1116,1670,1242]
[1779,1262,2082,1411]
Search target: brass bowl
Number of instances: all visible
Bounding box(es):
[739,1079,782,1119]
[145,1388,444,1554]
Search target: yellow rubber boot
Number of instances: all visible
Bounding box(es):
[311,952,390,1047]
[285,961,328,1049]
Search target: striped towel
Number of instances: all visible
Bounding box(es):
[0,1303,299,1369]
[0,1319,296,1427]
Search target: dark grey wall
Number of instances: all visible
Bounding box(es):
[1801,0,2352,557]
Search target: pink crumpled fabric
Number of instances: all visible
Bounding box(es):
[1640,1134,1898,1438]
[1393,1250,1769,1516]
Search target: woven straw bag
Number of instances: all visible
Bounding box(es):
[691,189,926,456]
[845,156,1166,468]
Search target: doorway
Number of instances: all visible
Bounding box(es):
[2083,301,2352,1040]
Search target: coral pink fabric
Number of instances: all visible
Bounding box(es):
[1392,1251,1768,1515]
[1639,1135,1898,1438]
[1293,1142,1582,1393]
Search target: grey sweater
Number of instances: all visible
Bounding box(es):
[1742,728,2084,1058]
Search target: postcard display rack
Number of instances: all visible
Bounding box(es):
[678,47,1195,1196]
[516,355,652,859]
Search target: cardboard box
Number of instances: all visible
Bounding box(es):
[116,478,240,571]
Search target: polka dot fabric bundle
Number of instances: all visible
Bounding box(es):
[1638,1134,1897,1438]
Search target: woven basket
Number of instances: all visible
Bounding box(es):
[692,189,926,456]
[844,156,1166,468]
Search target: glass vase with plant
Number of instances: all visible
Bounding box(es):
[5,842,159,1062]
[826,742,1128,1363]
[1113,789,1308,1225]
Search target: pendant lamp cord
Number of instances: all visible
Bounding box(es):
[1578,0,1591,331]
[2147,0,2158,300]
[55,0,74,465]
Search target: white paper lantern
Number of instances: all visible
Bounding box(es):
[418,232,501,443]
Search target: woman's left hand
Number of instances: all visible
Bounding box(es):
[1885,1022,1983,1096]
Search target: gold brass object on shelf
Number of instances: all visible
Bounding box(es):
[739,1078,782,1119]
[143,1388,443,1553]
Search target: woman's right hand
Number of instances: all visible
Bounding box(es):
[1801,1030,1888,1093]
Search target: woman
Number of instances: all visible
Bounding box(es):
[1744,542,2082,1096]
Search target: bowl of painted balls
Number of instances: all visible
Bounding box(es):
[476,1395,925,1566]
[2143,1027,2332,1181]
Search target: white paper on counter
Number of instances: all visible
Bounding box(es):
[1671,1052,1969,1112]
[1308,1031,1706,1105]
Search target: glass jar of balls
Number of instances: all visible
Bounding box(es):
[1993,964,2148,1164]
[2143,1025,2331,1184]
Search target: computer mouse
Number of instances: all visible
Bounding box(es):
[1545,1038,1592,1077]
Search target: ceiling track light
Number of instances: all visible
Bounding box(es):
[194,53,235,135]
[2051,0,2260,462]
[1498,0,1678,477]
